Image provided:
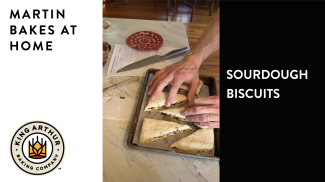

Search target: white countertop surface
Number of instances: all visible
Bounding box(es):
[103,18,219,182]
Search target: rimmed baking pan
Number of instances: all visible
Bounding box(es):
[127,68,220,160]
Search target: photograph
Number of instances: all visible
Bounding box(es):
[2,0,322,181]
[102,0,220,181]
[2,0,322,182]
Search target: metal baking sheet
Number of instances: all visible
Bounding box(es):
[127,69,220,160]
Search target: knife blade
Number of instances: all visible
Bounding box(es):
[116,47,189,73]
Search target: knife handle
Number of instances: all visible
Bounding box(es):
[161,47,189,61]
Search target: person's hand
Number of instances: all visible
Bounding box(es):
[148,57,201,106]
[181,96,219,128]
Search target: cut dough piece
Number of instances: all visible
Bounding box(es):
[139,118,192,143]
[169,80,203,95]
[159,107,189,122]
[144,92,187,111]
[170,129,214,151]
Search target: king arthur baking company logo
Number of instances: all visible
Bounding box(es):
[10,121,64,175]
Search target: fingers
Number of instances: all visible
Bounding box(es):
[185,96,219,108]
[187,79,200,102]
[194,121,220,128]
[148,71,168,95]
[185,113,219,122]
[166,79,183,107]
[181,106,219,116]
[149,69,166,86]
[150,75,173,100]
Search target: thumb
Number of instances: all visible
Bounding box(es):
[187,79,199,102]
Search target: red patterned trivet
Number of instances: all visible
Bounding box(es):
[126,31,163,50]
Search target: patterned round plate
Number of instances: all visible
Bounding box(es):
[126,31,163,50]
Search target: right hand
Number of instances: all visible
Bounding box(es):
[182,96,220,128]
[148,57,201,107]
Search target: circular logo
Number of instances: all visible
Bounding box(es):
[10,121,64,175]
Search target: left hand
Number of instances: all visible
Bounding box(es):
[148,58,201,106]
[181,96,220,128]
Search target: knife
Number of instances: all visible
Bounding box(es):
[116,47,189,73]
